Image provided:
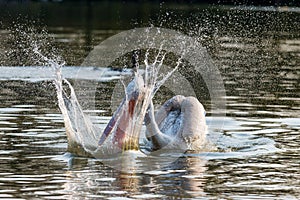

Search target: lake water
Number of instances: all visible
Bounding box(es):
[0,2,299,199]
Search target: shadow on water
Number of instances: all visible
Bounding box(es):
[0,1,299,199]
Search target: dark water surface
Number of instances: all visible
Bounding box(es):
[0,2,300,199]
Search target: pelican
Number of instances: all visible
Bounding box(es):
[144,95,207,151]
[55,51,207,157]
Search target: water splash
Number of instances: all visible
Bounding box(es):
[30,26,220,163]
[50,46,184,158]
[1,22,282,174]
[2,21,64,67]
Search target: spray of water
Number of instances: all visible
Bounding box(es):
[13,24,191,160]
[3,23,224,173]
[50,45,184,158]
[50,26,223,164]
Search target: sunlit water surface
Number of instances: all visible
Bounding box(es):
[0,3,300,200]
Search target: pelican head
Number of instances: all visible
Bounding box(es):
[98,73,149,151]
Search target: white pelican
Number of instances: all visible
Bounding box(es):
[56,51,207,156]
[144,95,207,151]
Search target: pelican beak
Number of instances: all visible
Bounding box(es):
[98,77,146,151]
[98,98,125,146]
[112,94,140,150]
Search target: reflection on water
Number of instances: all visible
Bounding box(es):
[0,2,300,199]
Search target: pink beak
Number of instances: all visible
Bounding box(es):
[98,97,137,148]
